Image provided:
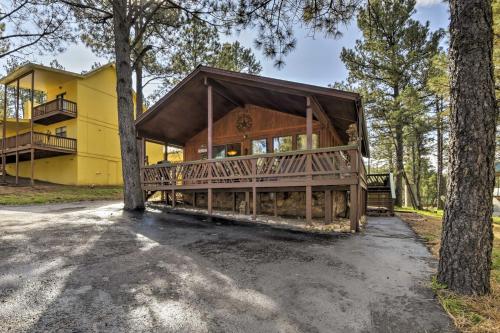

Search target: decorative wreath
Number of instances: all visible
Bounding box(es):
[236,111,253,133]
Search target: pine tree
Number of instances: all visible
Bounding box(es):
[340,0,442,206]
[0,0,73,58]
[149,19,262,101]
[437,0,497,295]
[427,52,450,209]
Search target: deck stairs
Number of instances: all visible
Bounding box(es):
[366,173,395,216]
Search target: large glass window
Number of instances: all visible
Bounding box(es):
[226,143,241,157]
[297,133,319,150]
[273,136,293,153]
[251,139,267,155]
[213,145,226,159]
[213,143,242,158]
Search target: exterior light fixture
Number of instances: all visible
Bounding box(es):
[227,149,238,156]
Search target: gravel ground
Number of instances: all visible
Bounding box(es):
[0,201,455,333]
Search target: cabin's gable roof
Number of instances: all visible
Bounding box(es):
[136,66,369,156]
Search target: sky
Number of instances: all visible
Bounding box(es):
[2,0,449,97]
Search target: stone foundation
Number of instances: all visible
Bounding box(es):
[180,190,347,219]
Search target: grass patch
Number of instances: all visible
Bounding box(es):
[398,208,500,333]
[397,206,500,225]
[0,184,123,205]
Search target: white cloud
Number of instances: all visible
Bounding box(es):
[416,0,443,7]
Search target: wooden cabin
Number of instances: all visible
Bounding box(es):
[136,66,369,231]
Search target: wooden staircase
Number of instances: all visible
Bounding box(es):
[366,173,395,216]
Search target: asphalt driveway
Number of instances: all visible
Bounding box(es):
[0,201,455,332]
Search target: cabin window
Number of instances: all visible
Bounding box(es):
[55,126,67,138]
[213,145,226,159]
[226,143,241,157]
[213,143,242,158]
[251,139,267,155]
[297,133,319,150]
[273,136,293,153]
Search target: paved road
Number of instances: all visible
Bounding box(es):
[0,201,455,332]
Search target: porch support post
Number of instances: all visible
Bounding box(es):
[306,186,312,223]
[15,79,19,185]
[232,192,236,213]
[207,189,213,215]
[350,184,358,232]
[171,190,176,207]
[252,187,257,220]
[15,152,18,184]
[207,82,213,216]
[305,96,313,224]
[273,192,278,217]
[245,191,250,215]
[2,84,7,184]
[193,192,197,208]
[251,159,257,220]
[325,190,332,224]
[207,83,213,159]
[306,96,313,150]
[30,71,34,186]
[30,148,34,186]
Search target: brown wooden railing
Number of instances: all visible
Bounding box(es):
[0,132,76,152]
[141,145,364,190]
[32,98,77,120]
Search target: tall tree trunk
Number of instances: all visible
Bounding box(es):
[411,140,416,185]
[393,85,404,207]
[113,0,145,210]
[415,135,423,209]
[437,0,496,295]
[395,123,404,206]
[436,97,444,210]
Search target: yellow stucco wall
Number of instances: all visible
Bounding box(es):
[3,65,164,185]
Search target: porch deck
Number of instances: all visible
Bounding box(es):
[142,145,367,230]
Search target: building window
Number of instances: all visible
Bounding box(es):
[226,143,241,157]
[251,139,267,155]
[55,126,67,137]
[273,136,293,153]
[213,143,242,159]
[297,133,319,150]
[213,145,226,159]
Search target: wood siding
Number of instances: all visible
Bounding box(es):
[183,104,345,161]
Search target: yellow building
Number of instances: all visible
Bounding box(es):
[0,63,168,185]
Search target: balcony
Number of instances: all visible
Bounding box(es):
[0,131,76,162]
[32,98,77,125]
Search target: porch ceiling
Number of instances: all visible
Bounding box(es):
[136,66,369,156]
